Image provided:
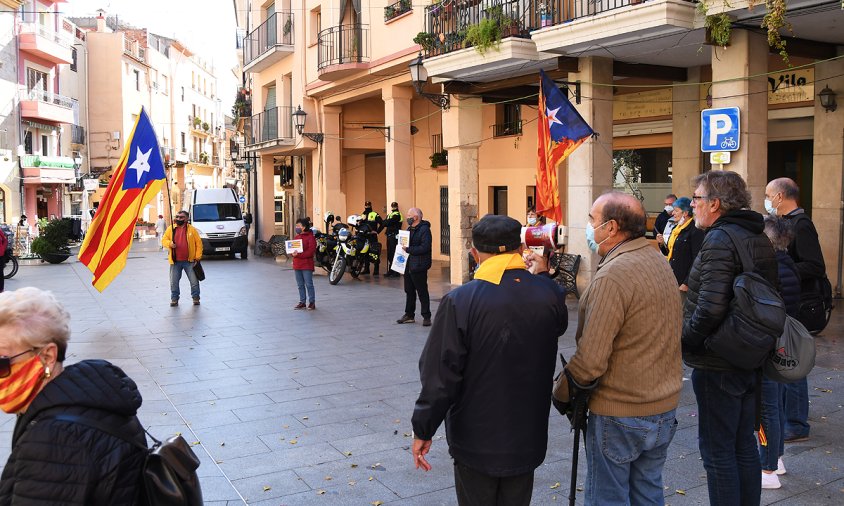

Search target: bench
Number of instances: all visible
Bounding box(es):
[550,252,581,299]
[257,235,289,259]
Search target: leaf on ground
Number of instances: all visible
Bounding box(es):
[550,482,560,489]
[324,476,333,481]
[302,416,309,420]
[372,501,384,506]
[283,425,289,429]
[351,463,358,468]
[262,486,271,492]
[289,439,298,444]
[220,442,225,446]
[676,489,686,495]
[394,419,401,424]
[190,441,200,446]
[368,477,374,481]
[348,481,356,486]
[290,356,298,360]
[317,489,326,495]
[344,451,353,457]
[215,460,223,464]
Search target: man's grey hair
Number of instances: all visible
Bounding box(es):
[409,207,423,219]
[770,177,800,201]
[763,215,794,252]
[0,288,70,362]
[600,191,647,239]
[665,193,677,200]
[692,170,751,213]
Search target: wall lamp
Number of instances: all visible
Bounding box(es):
[818,85,837,113]
[292,106,324,143]
[408,52,450,110]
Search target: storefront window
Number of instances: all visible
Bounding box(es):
[613,148,672,214]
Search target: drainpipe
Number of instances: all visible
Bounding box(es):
[837,128,844,298]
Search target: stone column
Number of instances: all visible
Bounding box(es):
[314,105,344,221]
[442,96,482,285]
[710,29,768,207]
[383,85,414,208]
[567,56,614,291]
[672,67,702,197]
[812,57,844,295]
[257,153,275,240]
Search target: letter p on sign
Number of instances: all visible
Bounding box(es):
[701,107,740,153]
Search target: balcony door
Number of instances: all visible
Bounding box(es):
[27,68,48,97]
[266,3,277,47]
[264,86,277,141]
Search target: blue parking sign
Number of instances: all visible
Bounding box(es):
[701,107,740,152]
[239,195,246,203]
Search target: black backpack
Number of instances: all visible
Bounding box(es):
[705,226,786,370]
[45,414,203,506]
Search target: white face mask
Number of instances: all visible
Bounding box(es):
[664,205,674,214]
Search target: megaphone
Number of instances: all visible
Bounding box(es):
[521,223,567,255]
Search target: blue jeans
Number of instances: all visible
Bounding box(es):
[759,378,785,471]
[585,410,677,506]
[294,269,315,304]
[691,369,760,506]
[170,261,200,300]
[783,378,810,438]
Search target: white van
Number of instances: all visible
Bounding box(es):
[187,188,248,259]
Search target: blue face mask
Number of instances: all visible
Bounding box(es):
[585,220,610,254]
[294,226,303,234]
[764,199,777,216]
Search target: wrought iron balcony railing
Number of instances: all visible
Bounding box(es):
[248,106,294,145]
[71,124,85,145]
[384,0,413,22]
[317,24,370,70]
[243,12,294,66]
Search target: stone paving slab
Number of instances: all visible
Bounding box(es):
[1,238,843,505]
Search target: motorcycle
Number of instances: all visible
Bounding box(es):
[327,215,381,285]
[313,213,340,273]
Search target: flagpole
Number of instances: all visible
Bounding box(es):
[163,162,175,225]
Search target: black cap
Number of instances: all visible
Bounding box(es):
[365,201,372,207]
[472,214,522,253]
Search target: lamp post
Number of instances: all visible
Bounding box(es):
[292,106,324,143]
[408,52,450,109]
[818,85,837,113]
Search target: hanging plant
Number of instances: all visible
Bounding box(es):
[761,0,792,65]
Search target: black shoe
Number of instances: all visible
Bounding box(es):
[422,318,432,327]
[170,300,178,307]
[397,314,415,324]
[193,298,200,306]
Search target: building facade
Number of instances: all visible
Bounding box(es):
[238,0,843,292]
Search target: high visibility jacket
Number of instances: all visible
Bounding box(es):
[385,210,403,235]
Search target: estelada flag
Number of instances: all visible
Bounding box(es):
[537,69,593,224]
[78,107,165,291]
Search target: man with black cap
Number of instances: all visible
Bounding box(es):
[360,200,383,275]
[383,202,403,277]
[411,214,568,506]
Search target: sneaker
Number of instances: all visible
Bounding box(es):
[761,471,781,489]
[776,458,786,475]
[308,302,316,310]
[422,318,432,327]
[170,300,178,307]
[294,302,307,310]
[784,434,809,443]
[397,314,415,324]
[193,298,200,306]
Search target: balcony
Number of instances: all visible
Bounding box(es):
[317,25,370,81]
[18,23,73,65]
[529,0,697,57]
[19,155,77,184]
[247,106,295,149]
[384,0,413,22]
[71,124,85,145]
[243,12,294,73]
[493,120,523,137]
[123,38,146,62]
[19,88,75,124]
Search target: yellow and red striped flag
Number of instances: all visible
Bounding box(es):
[78,108,165,291]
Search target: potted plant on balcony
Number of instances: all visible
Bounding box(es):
[465,17,502,54]
[538,2,552,27]
[199,152,210,164]
[31,218,72,264]
[283,17,293,36]
[429,150,448,168]
[202,121,210,132]
[193,116,202,128]
[413,32,436,52]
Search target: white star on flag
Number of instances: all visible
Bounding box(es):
[128,147,152,184]
[545,106,563,128]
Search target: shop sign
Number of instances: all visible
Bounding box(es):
[710,151,731,165]
[768,68,814,105]
[83,179,99,191]
[613,88,673,121]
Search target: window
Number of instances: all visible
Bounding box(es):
[180,132,186,150]
[70,47,77,72]
[181,86,185,102]
[490,186,508,215]
[41,134,49,156]
[494,104,522,137]
[162,75,169,94]
[192,203,242,222]
[24,131,33,154]
[133,70,140,91]
[26,68,48,93]
[310,7,321,45]
[191,71,195,89]
[274,196,285,224]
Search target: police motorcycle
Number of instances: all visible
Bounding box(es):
[313,212,341,273]
[327,214,381,285]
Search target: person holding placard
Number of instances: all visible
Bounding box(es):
[291,218,317,310]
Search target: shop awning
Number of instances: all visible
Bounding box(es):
[20,155,76,168]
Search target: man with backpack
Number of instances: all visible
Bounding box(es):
[682,171,779,505]
[764,177,829,442]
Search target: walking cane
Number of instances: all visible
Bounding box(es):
[554,354,597,506]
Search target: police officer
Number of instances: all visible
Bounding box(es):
[383,202,403,278]
[361,201,383,275]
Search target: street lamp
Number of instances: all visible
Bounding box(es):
[818,85,837,113]
[408,52,450,110]
[292,106,324,143]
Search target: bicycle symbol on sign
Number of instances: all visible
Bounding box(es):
[720,137,738,150]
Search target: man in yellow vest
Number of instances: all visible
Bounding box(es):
[360,201,383,276]
[384,202,403,278]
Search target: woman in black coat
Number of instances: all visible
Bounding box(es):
[665,197,705,291]
[0,287,146,505]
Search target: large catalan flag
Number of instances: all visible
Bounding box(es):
[78,108,165,291]
[537,69,593,224]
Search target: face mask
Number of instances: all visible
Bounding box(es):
[407,217,415,226]
[764,199,777,216]
[664,205,674,214]
[365,207,372,213]
[175,218,186,225]
[294,227,303,234]
[0,354,45,414]
[391,208,398,213]
[527,217,537,226]
[585,220,610,254]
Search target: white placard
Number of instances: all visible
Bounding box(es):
[391,247,409,274]
[83,178,99,191]
[398,230,410,247]
[285,239,303,254]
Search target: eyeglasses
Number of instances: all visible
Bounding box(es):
[0,348,39,378]
[691,195,710,200]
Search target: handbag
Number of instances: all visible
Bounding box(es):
[705,226,786,370]
[763,315,815,383]
[192,261,205,282]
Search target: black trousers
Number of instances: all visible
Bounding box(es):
[362,234,379,274]
[454,462,534,506]
[386,235,398,274]
[404,269,430,318]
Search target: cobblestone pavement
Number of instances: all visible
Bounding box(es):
[1,238,843,505]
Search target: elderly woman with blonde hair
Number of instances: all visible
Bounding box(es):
[0,287,146,505]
